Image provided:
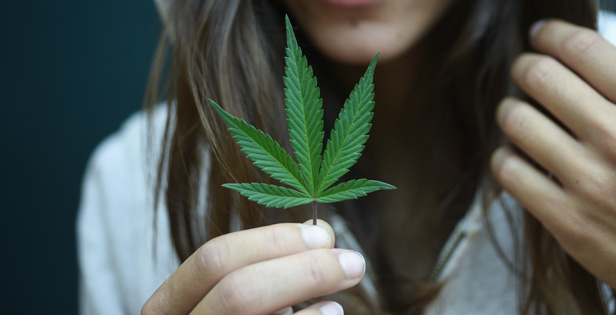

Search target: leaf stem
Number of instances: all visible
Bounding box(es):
[312,199,317,225]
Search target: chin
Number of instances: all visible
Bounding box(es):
[306,22,424,65]
[314,39,407,65]
[283,0,454,65]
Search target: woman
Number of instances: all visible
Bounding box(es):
[78,0,616,314]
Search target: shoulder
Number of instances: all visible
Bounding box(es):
[87,104,168,181]
[82,104,170,210]
[80,104,169,234]
[599,10,616,46]
[78,104,176,314]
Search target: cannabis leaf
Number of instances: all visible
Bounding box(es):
[210,15,396,224]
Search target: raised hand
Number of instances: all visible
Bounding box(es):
[492,19,616,288]
[142,220,365,314]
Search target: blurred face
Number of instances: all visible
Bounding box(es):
[282,0,455,64]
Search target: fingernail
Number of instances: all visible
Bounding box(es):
[530,19,547,39]
[337,250,365,279]
[319,301,344,315]
[301,225,330,249]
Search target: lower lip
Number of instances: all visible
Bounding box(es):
[322,0,381,8]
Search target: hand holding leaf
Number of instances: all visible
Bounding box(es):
[210,16,395,225]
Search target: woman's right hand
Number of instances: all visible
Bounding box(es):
[141,219,365,315]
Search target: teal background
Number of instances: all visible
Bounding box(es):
[0,0,614,314]
[1,0,161,313]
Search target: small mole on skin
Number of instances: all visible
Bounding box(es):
[349,19,359,27]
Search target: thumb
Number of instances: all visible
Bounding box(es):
[302,219,336,248]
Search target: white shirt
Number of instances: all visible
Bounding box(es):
[77,13,616,314]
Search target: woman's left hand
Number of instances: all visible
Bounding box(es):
[491,19,616,288]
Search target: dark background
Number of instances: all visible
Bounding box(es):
[1,0,161,313]
[1,1,614,314]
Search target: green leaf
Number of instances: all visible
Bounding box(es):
[212,16,396,214]
[316,179,396,204]
[317,54,379,195]
[210,100,309,194]
[223,183,313,208]
[284,16,324,196]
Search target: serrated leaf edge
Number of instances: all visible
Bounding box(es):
[224,183,313,209]
[316,54,379,195]
[210,100,309,195]
[316,179,396,203]
[214,17,397,210]
[284,16,324,196]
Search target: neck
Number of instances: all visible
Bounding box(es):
[329,49,422,122]
[327,48,452,282]
[327,42,437,162]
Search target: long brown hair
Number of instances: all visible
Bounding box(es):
[146,0,614,313]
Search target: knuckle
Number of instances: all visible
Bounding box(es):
[553,212,594,253]
[562,29,601,60]
[592,117,616,160]
[217,272,258,312]
[556,174,616,256]
[195,237,229,278]
[268,224,290,254]
[573,167,616,212]
[302,252,331,290]
[521,56,557,88]
[575,168,605,197]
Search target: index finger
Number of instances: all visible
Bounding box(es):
[142,220,335,314]
[530,19,616,102]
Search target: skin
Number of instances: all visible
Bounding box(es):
[142,220,361,314]
[492,19,616,288]
[282,0,454,64]
[144,2,616,314]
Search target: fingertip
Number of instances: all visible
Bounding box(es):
[496,97,515,126]
[316,301,344,315]
[491,145,520,187]
[335,250,366,280]
[301,301,344,315]
[302,219,336,248]
[491,146,509,175]
[301,225,332,249]
[530,19,548,43]
[302,218,332,228]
